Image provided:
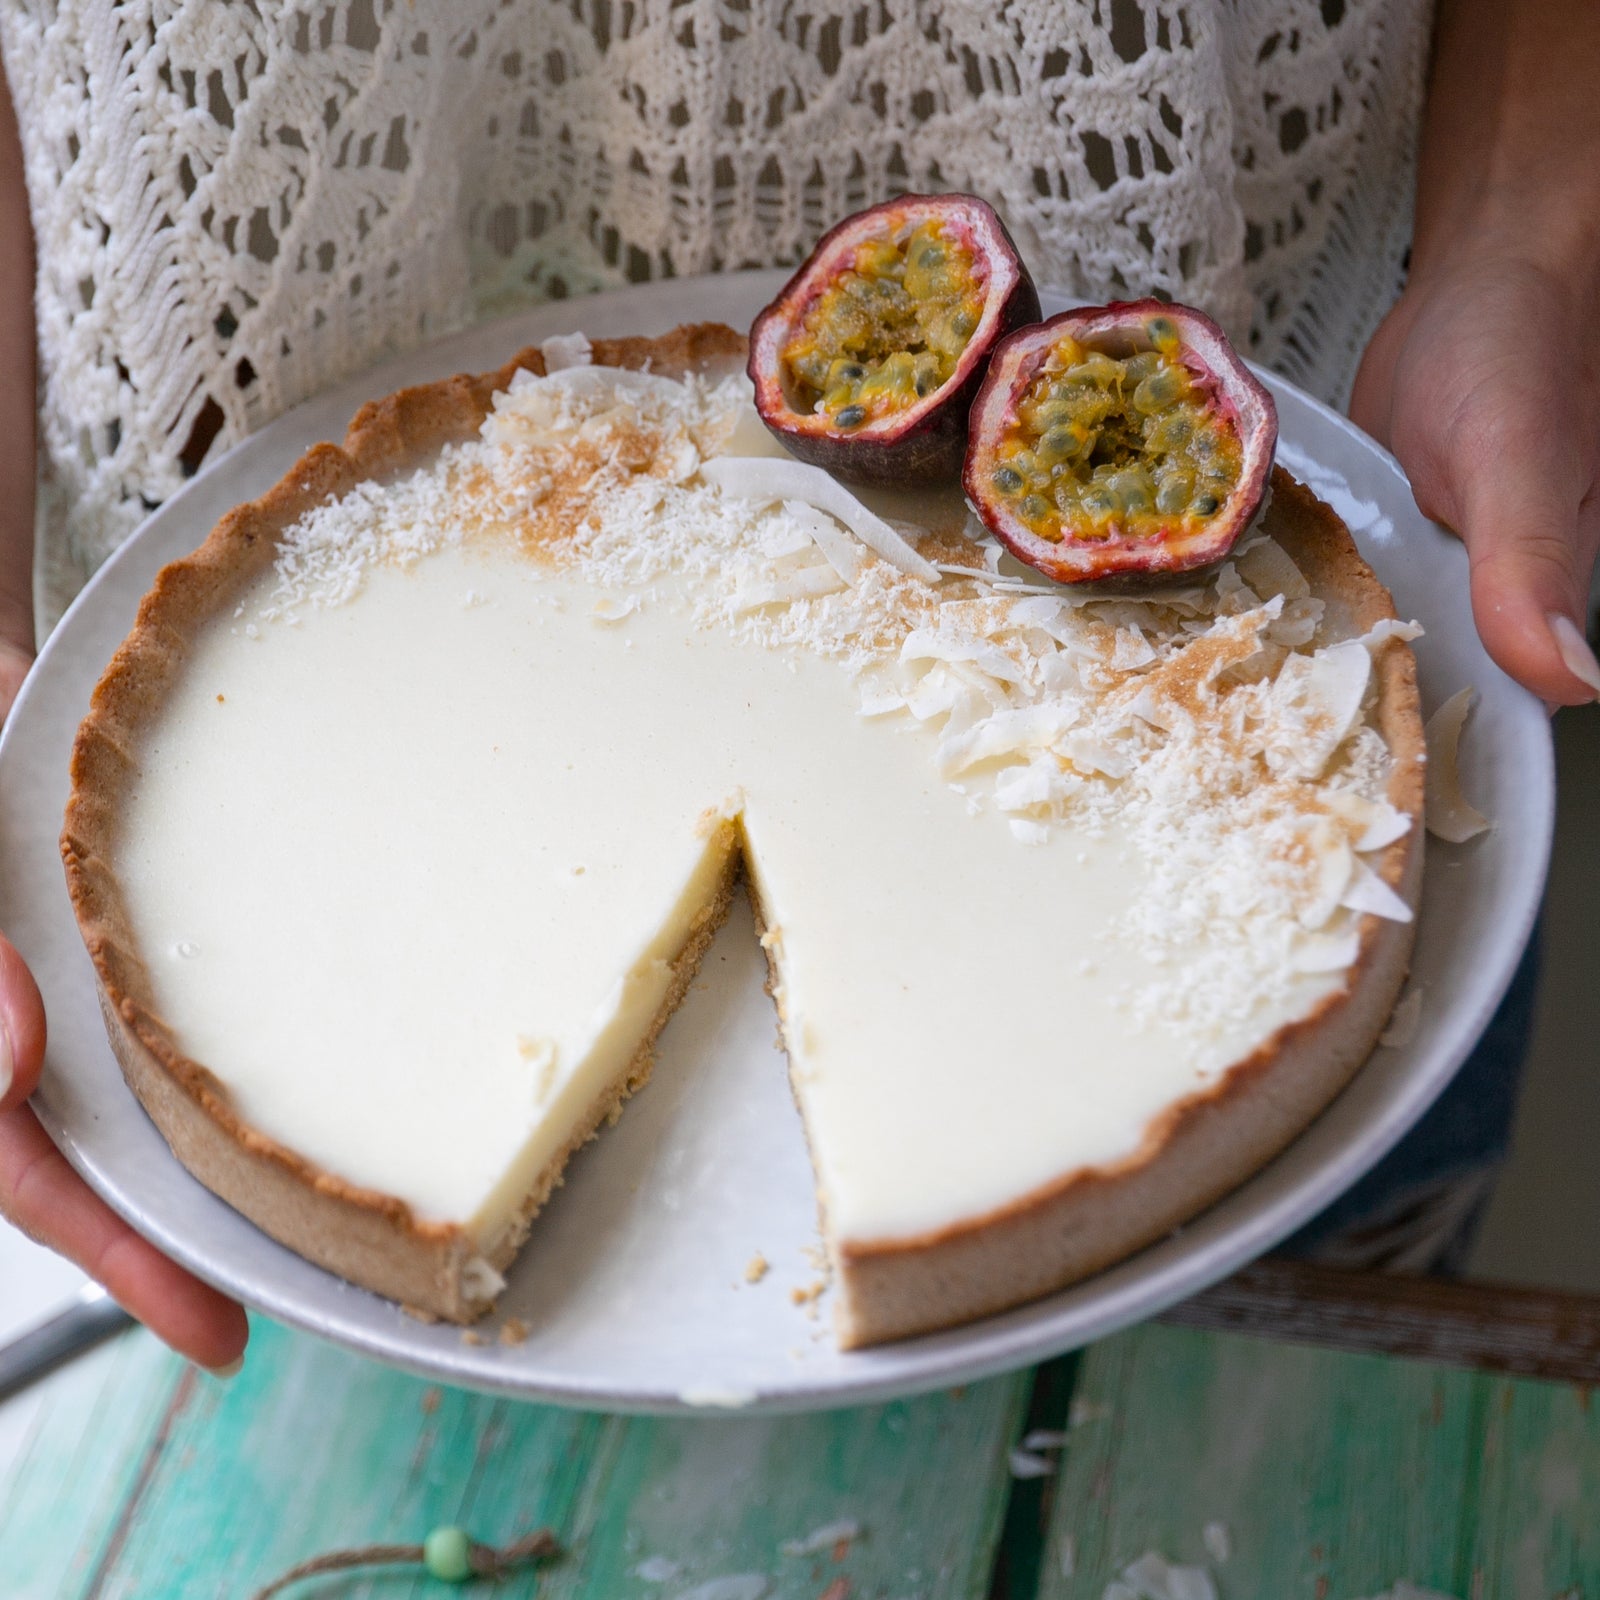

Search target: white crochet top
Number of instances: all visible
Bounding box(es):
[1,0,1433,636]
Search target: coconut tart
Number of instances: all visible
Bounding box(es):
[62,323,1422,1349]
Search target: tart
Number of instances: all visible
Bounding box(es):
[62,324,1423,1348]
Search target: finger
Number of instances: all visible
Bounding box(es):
[1452,418,1600,705]
[0,642,29,723]
[0,933,47,1109]
[0,1100,249,1369]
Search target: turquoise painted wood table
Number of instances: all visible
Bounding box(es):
[6,1263,1600,1600]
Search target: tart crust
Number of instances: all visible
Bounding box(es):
[62,327,1422,1344]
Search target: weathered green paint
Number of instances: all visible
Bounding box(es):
[0,1328,186,1600]
[15,1312,1600,1600]
[1035,1323,1600,1599]
[1466,1372,1600,1595]
[9,1317,1029,1600]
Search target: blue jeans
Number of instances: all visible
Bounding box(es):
[1282,930,1542,1274]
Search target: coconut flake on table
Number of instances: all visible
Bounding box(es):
[1116,1552,1218,1600]
[1058,1533,1077,1578]
[1021,1428,1071,1451]
[632,1557,682,1583]
[777,1519,862,1556]
[1008,1445,1057,1479]
[1424,687,1492,842]
[673,1577,771,1600]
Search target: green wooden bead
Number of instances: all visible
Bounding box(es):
[424,1525,473,1583]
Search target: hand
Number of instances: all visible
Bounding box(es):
[0,657,249,1371]
[1351,249,1600,707]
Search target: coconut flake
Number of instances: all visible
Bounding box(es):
[1265,639,1371,779]
[733,567,848,611]
[900,628,1029,685]
[698,456,940,582]
[1379,986,1424,1048]
[677,1385,757,1408]
[632,1557,682,1583]
[1120,1552,1218,1600]
[1296,817,1354,930]
[1424,687,1491,843]
[1058,1533,1077,1578]
[591,595,639,623]
[1008,1446,1057,1479]
[1201,1522,1231,1563]
[1022,1428,1071,1451]
[784,500,869,583]
[1235,537,1310,601]
[539,330,593,370]
[1353,616,1426,651]
[779,1519,861,1556]
[1340,858,1414,923]
[1326,790,1412,853]
[674,1578,770,1600]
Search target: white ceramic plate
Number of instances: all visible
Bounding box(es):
[1,274,1553,1414]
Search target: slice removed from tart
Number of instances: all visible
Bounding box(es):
[62,325,1423,1348]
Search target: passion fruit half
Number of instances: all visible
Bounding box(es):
[748,194,1041,485]
[963,301,1277,582]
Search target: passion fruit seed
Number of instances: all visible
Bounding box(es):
[1155,468,1195,515]
[780,219,986,427]
[989,318,1244,543]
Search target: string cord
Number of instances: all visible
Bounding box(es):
[250,1528,558,1599]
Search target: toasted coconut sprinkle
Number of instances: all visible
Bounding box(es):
[260,362,1420,1036]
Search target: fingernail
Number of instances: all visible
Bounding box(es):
[207,1354,245,1380]
[1549,613,1600,701]
[0,1012,12,1103]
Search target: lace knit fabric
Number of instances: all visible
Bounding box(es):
[1,0,1433,636]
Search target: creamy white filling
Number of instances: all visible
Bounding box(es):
[119,547,1348,1247]
[114,363,1413,1253]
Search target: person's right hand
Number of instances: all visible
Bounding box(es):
[0,650,249,1371]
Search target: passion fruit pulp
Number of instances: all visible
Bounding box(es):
[749,194,1040,486]
[963,301,1277,583]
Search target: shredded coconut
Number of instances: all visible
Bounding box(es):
[258,363,1422,1034]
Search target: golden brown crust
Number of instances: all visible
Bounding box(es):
[63,331,1424,1345]
[830,467,1424,1347]
[61,325,748,1322]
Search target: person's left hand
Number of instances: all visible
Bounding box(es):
[1351,247,1600,707]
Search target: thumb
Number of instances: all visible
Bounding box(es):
[0,934,47,1109]
[1465,486,1600,707]
[1429,413,1600,706]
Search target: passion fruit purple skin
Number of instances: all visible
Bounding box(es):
[748,194,1041,487]
[963,300,1278,584]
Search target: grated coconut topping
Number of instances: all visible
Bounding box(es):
[256,363,1420,1037]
